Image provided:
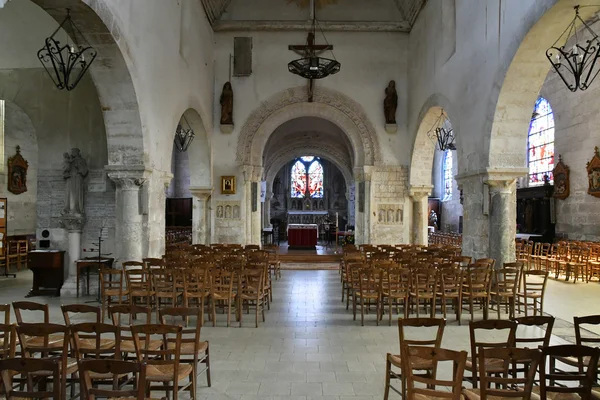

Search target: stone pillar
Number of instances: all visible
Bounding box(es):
[456,173,489,260]
[59,215,85,297]
[243,165,262,245]
[190,187,212,245]
[106,166,149,265]
[487,178,517,268]
[410,186,432,245]
[263,190,273,228]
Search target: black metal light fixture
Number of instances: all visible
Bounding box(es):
[427,111,456,151]
[174,115,195,152]
[288,1,340,79]
[547,5,600,92]
[37,9,97,91]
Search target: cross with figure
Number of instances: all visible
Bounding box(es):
[288,32,334,102]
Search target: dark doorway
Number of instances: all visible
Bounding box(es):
[166,198,192,227]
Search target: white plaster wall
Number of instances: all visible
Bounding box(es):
[538,57,600,241]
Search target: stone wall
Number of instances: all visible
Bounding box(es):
[538,45,600,241]
[370,166,409,244]
[167,142,192,199]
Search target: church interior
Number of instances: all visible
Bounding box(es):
[0,0,600,398]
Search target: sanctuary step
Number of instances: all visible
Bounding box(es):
[279,253,341,263]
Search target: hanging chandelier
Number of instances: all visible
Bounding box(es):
[427,111,456,151]
[37,9,97,91]
[287,1,340,79]
[546,5,600,92]
[174,115,195,152]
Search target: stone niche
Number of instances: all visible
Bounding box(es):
[216,200,241,219]
[377,204,403,225]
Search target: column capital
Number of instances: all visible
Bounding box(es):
[486,178,516,194]
[190,186,213,201]
[162,172,174,188]
[242,164,263,182]
[455,167,527,184]
[60,214,86,233]
[105,165,151,189]
[410,185,433,201]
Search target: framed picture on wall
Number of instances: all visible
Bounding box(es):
[221,176,236,195]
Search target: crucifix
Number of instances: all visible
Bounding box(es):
[288,32,333,102]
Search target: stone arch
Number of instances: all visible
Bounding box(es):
[30,0,145,166]
[409,93,458,187]
[236,86,381,168]
[486,0,597,171]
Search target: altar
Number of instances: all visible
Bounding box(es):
[287,211,328,225]
[287,224,318,248]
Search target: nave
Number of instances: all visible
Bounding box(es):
[2,266,599,399]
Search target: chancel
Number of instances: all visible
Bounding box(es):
[1,0,600,398]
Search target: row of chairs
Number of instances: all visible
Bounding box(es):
[384,315,600,400]
[0,301,210,400]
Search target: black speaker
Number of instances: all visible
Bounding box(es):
[39,229,50,248]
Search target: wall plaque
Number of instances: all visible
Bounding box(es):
[7,146,28,195]
[251,182,257,212]
[587,146,600,198]
[553,154,570,200]
[358,182,365,213]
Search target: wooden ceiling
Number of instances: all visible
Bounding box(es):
[200,0,427,32]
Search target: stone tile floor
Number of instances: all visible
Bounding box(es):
[0,268,598,399]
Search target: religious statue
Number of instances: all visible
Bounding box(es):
[220,81,234,125]
[429,209,438,229]
[7,146,28,195]
[62,148,89,216]
[216,205,223,218]
[587,147,600,198]
[384,80,398,124]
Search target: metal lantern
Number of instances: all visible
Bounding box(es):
[174,116,195,152]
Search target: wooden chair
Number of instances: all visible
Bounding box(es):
[383,317,445,400]
[436,265,463,324]
[109,304,161,361]
[15,323,77,400]
[127,268,155,309]
[132,324,194,400]
[78,359,152,400]
[209,269,236,327]
[491,264,521,319]
[409,267,438,318]
[0,358,61,399]
[152,269,182,320]
[536,345,600,400]
[463,347,541,399]
[516,269,548,316]
[13,301,64,350]
[566,245,590,282]
[183,268,211,325]
[61,303,101,324]
[16,240,28,270]
[380,266,410,325]
[551,315,600,376]
[237,268,266,328]
[402,345,467,400]
[159,307,211,388]
[354,267,382,326]
[99,268,128,321]
[6,240,19,272]
[464,319,517,389]
[462,265,493,321]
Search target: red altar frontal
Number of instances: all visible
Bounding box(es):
[287,223,318,248]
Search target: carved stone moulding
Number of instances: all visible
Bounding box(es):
[60,214,86,233]
[376,204,404,225]
[220,124,234,134]
[7,146,28,195]
[105,165,151,190]
[586,146,600,198]
[385,124,398,134]
[216,201,241,220]
[553,154,570,200]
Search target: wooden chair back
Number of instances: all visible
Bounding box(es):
[13,301,49,324]
[70,322,120,360]
[398,317,445,350]
[61,304,101,325]
[78,359,147,400]
[540,345,600,399]
[402,346,467,400]
[477,347,541,398]
[574,315,600,347]
[0,357,61,399]
[512,315,555,348]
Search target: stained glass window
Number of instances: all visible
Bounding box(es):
[528,97,555,186]
[443,150,453,201]
[291,160,307,198]
[301,156,314,162]
[308,161,324,198]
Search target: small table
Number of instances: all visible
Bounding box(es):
[76,257,114,297]
[287,224,318,248]
[262,228,274,245]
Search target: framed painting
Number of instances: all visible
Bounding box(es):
[553,154,570,200]
[221,176,236,195]
[587,147,600,198]
[7,146,28,195]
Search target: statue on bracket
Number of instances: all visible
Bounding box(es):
[220,81,234,133]
[553,154,570,200]
[587,146,600,198]
[383,80,398,133]
[62,148,89,215]
[7,146,28,195]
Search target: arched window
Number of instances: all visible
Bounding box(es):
[443,150,453,201]
[290,156,324,198]
[528,97,555,186]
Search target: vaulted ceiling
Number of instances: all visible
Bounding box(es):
[200,0,427,32]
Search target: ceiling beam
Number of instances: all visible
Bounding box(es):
[212,20,411,32]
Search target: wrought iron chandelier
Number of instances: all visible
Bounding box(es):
[427,111,456,151]
[37,9,97,91]
[546,5,600,92]
[287,1,340,79]
[174,115,195,152]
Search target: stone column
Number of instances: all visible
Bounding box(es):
[487,178,517,268]
[410,186,432,245]
[263,190,273,228]
[243,165,262,245]
[106,166,149,265]
[190,187,212,245]
[59,215,85,297]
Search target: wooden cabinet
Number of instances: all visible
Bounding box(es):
[27,250,65,297]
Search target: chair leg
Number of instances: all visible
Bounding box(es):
[205,346,212,387]
[383,357,391,400]
[360,296,365,326]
